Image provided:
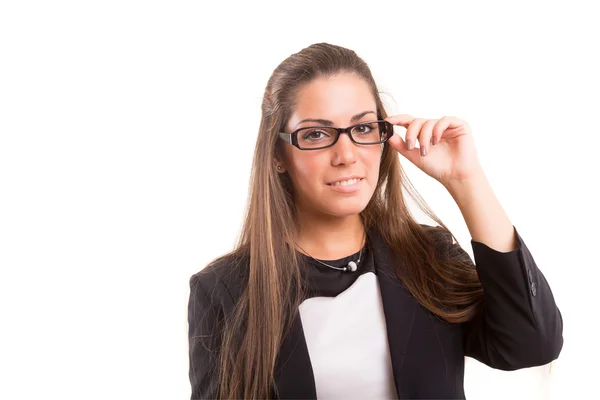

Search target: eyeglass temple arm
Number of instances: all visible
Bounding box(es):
[278,132,292,144]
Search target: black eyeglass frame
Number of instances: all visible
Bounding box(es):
[278,120,394,150]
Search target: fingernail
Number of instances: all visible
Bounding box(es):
[406,140,413,150]
[432,136,438,145]
[421,146,427,157]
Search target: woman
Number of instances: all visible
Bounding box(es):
[188,43,563,399]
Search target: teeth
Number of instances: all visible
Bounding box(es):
[331,178,360,186]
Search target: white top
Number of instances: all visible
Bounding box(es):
[298,271,398,399]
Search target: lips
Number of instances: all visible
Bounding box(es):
[327,176,364,185]
[326,177,363,193]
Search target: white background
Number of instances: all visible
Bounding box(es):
[1,1,598,399]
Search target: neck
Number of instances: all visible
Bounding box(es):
[294,208,365,260]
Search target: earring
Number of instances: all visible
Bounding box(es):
[276,165,282,172]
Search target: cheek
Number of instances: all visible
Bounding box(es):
[362,147,383,172]
[362,150,383,192]
[289,155,325,188]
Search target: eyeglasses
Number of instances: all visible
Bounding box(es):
[278,120,394,150]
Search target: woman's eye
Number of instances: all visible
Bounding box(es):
[353,124,373,134]
[304,130,329,140]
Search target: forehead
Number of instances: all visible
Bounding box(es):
[289,73,376,127]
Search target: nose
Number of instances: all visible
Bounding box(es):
[331,132,358,165]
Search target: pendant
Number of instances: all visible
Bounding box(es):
[347,260,358,272]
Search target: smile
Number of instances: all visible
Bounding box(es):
[328,178,362,186]
[326,178,364,193]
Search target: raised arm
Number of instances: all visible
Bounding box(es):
[461,226,563,369]
[442,165,563,368]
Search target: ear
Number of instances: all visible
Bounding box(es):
[273,155,286,173]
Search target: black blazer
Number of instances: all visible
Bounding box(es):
[188,226,563,399]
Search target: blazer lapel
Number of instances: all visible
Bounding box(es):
[369,228,418,399]
[273,298,317,399]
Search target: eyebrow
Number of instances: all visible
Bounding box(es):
[295,111,376,128]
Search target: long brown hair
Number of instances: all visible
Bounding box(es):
[206,43,484,399]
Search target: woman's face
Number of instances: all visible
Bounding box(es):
[280,72,384,219]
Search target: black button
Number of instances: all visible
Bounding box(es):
[531,282,537,296]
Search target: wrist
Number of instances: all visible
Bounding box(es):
[443,168,488,197]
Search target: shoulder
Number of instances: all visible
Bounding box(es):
[189,252,249,306]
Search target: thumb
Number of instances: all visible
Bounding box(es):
[388,131,421,166]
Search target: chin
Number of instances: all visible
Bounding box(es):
[324,199,370,218]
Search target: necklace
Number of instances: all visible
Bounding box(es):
[295,233,366,273]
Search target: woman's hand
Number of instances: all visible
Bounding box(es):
[385,114,484,187]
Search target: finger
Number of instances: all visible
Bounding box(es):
[386,132,421,166]
[419,119,438,157]
[433,116,461,142]
[405,118,427,151]
[384,114,415,128]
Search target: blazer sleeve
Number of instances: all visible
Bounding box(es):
[188,272,225,399]
[449,225,564,370]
